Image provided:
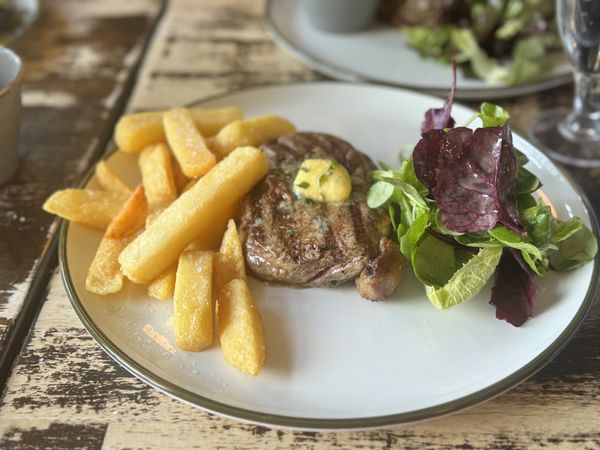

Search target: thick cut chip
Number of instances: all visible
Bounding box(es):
[115,111,165,153]
[163,108,216,178]
[43,189,129,229]
[212,115,296,159]
[86,186,147,295]
[139,143,177,212]
[214,219,246,291]
[119,146,269,284]
[171,157,190,195]
[148,264,177,300]
[85,237,131,295]
[217,279,265,376]
[95,161,132,194]
[187,202,238,252]
[115,107,243,153]
[174,250,214,351]
[105,185,147,239]
[190,107,243,136]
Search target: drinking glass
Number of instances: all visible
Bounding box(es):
[529,0,600,167]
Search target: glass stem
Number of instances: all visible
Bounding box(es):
[561,71,600,141]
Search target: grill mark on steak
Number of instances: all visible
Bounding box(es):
[350,202,378,259]
[241,132,404,298]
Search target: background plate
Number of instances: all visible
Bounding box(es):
[264,0,572,100]
[61,82,598,430]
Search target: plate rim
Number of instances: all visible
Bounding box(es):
[263,0,572,100]
[60,82,600,430]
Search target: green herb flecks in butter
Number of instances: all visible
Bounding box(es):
[293,159,351,202]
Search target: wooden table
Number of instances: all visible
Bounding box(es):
[0,0,598,448]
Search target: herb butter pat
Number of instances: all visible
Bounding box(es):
[293,159,351,202]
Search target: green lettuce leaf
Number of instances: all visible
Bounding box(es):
[449,28,510,84]
[426,247,503,309]
[403,26,452,60]
[548,225,598,271]
[479,102,510,127]
[412,233,473,288]
[399,210,429,259]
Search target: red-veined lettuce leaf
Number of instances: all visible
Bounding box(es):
[421,60,457,134]
[490,249,539,326]
[414,125,523,234]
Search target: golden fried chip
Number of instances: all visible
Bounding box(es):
[95,160,132,194]
[105,185,147,239]
[163,108,216,178]
[214,219,246,291]
[174,250,214,351]
[217,278,265,376]
[43,189,129,229]
[212,115,295,159]
[119,146,269,284]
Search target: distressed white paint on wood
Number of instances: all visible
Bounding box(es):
[126,0,317,111]
[0,0,163,356]
[0,273,598,448]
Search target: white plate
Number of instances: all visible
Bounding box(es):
[61,82,599,430]
[264,0,572,100]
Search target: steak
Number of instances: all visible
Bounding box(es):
[239,132,404,299]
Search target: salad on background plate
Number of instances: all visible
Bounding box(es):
[380,0,563,85]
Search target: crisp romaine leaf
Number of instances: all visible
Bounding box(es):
[412,233,472,288]
[449,28,510,84]
[367,181,395,208]
[425,247,503,309]
[433,125,522,233]
[479,103,510,127]
[548,225,598,271]
[399,210,429,259]
[490,249,538,327]
[421,60,456,134]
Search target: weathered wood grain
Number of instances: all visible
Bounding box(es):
[1,275,599,450]
[1,0,599,448]
[0,0,163,374]
[126,0,320,111]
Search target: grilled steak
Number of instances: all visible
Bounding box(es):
[239,132,404,300]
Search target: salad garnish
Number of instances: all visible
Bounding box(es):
[397,0,561,85]
[368,69,598,326]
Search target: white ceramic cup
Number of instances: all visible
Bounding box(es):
[0,47,23,185]
[301,0,380,33]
